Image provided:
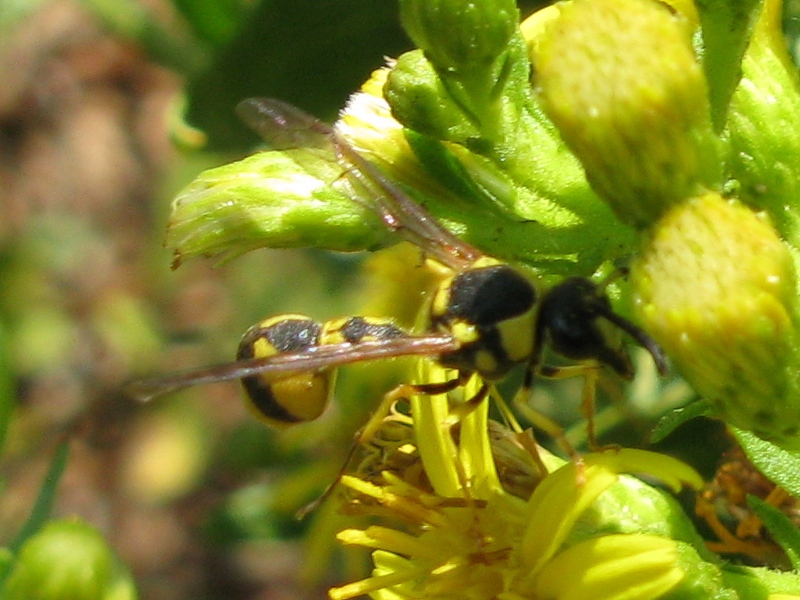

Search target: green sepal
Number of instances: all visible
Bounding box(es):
[397,0,520,144]
[574,473,717,563]
[384,34,540,152]
[166,151,387,266]
[661,542,734,600]
[403,130,498,207]
[747,495,800,570]
[385,50,486,145]
[725,1,800,248]
[696,0,763,131]
[722,563,800,597]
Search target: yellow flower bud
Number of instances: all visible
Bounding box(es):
[632,192,800,449]
[529,0,719,228]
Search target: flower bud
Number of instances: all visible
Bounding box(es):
[399,0,518,72]
[384,50,483,143]
[166,149,385,266]
[3,519,136,600]
[632,192,800,450]
[529,0,719,228]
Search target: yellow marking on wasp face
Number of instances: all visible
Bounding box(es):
[474,350,499,376]
[450,321,480,345]
[495,306,537,363]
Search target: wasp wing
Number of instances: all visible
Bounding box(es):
[236,97,483,270]
[125,334,461,402]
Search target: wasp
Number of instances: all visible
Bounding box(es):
[127,98,667,448]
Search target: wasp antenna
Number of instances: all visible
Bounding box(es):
[600,309,669,375]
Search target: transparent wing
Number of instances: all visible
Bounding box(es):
[125,334,461,402]
[236,97,483,270]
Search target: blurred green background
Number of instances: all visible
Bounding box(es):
[1,1,798,599]
[0,1,553,598]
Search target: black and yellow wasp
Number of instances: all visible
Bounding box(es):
[128,98,667,445]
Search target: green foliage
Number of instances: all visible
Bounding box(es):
[79,0,208,75]
[0,445,68,582]
[749,496,800,569]
[7,443,70,558]
[733,428,800,497]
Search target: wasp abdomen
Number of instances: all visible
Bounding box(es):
[236,315,410,427]
[237,315,330,427]
[324,316,407,345]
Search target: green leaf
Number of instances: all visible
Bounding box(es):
[0,442,70,585]
[183,0,411,150]
[649,399,712,444]
[747,495,800,569]
[733,427,800,497]
[8,443,69,554]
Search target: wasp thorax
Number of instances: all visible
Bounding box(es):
[236,315,333,427]
[432,261,538,380]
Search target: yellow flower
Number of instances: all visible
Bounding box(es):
[329,364,710,600]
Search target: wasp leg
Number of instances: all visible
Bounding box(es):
[539,363,610,451]
[446,379,490,423]
[515,362,609,457]
[489,387,551,479]
[356,375,468,445]
[296,444,358,519]
[512,386,575,460]
[298,373,472,518]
